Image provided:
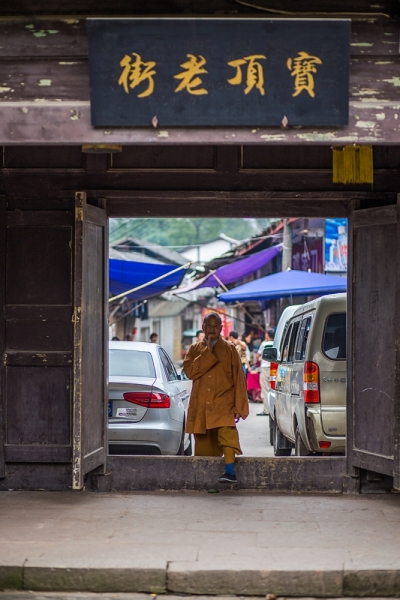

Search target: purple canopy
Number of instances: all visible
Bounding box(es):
[177,244,282,292]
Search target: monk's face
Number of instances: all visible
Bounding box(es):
[202,316,222,342]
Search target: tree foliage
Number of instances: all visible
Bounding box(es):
[109,218,270,247]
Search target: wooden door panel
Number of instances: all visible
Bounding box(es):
[0,196,6,477]
[6,222,71,304]
[82,220,105,461]
[6,366,71,445]
[3,209,74,467]
[73,193,107,489]
[349,204,399,480]
[354,221,396,457]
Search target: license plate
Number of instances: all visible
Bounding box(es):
[116,407,138,418]
[108,401,112,417]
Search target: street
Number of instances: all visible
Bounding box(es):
[237,401,274,458]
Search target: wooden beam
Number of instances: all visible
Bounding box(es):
[96,190,395,200]
[1,0,399,17]
[1,101,400,145]
[0,17,399,58]
[2,168,400,197]
[106,197,350,218]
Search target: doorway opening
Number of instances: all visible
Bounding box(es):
[106,215,348,461]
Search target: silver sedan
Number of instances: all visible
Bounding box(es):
[108,341,192,455]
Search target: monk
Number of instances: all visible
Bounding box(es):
[183,312,249,483]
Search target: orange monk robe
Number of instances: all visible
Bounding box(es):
[183,336,249,435]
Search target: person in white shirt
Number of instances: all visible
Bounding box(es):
[256,328,275,416]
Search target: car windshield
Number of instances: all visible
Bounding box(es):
[322,313,346,360]
[109,349,156,378]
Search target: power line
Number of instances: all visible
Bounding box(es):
[109,218,150,240]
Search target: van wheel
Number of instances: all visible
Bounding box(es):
[273,417,292,456]
[295,425,312,456]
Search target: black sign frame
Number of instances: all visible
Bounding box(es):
[87,18,351,128]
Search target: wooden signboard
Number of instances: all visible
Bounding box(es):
[87,18,350,128]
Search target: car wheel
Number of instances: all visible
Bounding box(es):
[273,417,292,456]
[269,415,274,446]
[184,434,193,456]
[176,424,185,456]
[295,425,312,456]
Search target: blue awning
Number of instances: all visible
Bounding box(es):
[109,258,187,301]
[219,270,347,302]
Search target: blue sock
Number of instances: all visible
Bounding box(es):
[225,463,235,476]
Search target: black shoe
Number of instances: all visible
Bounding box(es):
[257,412,269,416]
[219,472,237,483]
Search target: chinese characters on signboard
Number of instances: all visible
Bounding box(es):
[325,218,348,272]
[117,51,323,99]
[87,19,350,127]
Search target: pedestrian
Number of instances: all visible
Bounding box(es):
[228,330,250,376]
[150,332,158,343]
[256,328,275,416]
[246,354,262,403]
[184,313,249,484]
[195,329,205,343]
[243,330,255,352]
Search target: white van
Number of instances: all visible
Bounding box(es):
[265,304,300,445]
[264,293,346,456]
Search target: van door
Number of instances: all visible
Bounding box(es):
[275,323,293,435]
[286,320,300,439]
[277,321,299,439]
[320,312,347,436]
[292,315,313,434]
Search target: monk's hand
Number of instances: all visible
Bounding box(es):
[234,413,240,423]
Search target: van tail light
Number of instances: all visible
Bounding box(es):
[270,362,278,390]
[303,361,320,403]
[123,392,171,409]
[319,441,331,449]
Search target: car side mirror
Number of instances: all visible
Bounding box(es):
[262,347,277,361]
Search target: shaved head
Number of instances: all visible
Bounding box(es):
[203,312,222,325]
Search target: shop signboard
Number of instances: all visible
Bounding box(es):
[325,218,348,272]
[87,18,351,127]
[292,237,323,273]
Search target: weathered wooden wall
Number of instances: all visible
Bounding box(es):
[0,197,74,490]
[0,143,399,491]
[0,12,399,145]
[0,0,399,491]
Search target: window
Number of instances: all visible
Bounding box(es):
[295,317,312,361]
[281,324,293,363]
[109,349,156,378]
[287,321,300,363]
[159,348,178,381]
[322,313,346,360]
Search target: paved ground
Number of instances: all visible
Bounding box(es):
[1,491,400,595]
[0,595,398,600]
[237,401,274,458]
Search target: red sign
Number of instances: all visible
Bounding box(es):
[292,238,323,273]
[202,307,234,339]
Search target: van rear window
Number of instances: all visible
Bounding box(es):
[322,313,346,360]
